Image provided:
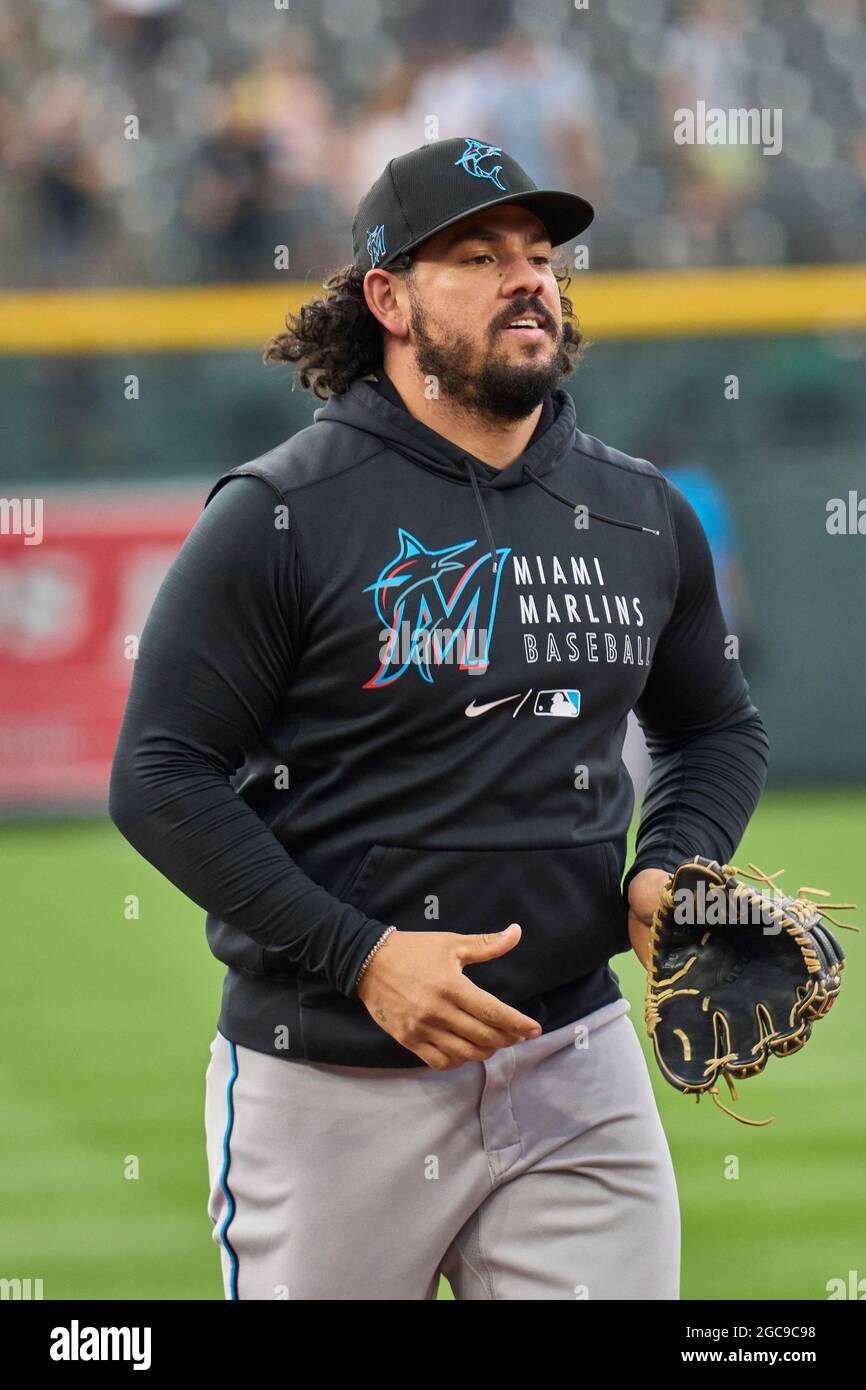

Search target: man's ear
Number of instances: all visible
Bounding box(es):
[363,269,410,339]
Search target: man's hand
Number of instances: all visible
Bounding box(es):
[355,925,542,1070]
[627,868,671,968]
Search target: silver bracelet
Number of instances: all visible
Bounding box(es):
[355,925,397,987]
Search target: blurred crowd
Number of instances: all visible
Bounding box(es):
[1,0,865,287]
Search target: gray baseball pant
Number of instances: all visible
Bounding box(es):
[203,996,680,1300]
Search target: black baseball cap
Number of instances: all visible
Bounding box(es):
[352,136,594,271]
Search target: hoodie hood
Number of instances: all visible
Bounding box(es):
[316,378,659,572]
[315,376,573,491]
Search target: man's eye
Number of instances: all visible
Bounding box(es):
[464,254,493,264]
[531,256,553,266]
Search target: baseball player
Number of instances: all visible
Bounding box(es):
[109,137,769,1300]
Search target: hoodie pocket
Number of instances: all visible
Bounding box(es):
[338,842,392,910]
[337,840,628,1003]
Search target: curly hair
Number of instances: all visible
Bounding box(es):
[263,253,587,400]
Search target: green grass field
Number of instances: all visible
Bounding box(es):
[2,788,864,1301]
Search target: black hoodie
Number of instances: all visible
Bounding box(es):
[108,376,769,1066]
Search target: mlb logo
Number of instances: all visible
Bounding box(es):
[534,689,580,718]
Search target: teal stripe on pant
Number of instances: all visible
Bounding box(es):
[216,1039,240,1300]
[203,998,680,1300]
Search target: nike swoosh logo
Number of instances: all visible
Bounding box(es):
[464,694,524,717]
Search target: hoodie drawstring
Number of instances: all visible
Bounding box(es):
[523,464,661,536]
[464,462,502,574]
[461,458,660,574]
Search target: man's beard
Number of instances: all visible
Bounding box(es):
[408,291,566,422]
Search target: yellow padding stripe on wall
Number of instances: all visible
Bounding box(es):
[1,264,864,355]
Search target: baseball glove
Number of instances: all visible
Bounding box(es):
[644,856,858,1125]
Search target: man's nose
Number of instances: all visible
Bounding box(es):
[500,253,546,299]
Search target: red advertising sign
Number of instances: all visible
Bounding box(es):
[0,487,203,809]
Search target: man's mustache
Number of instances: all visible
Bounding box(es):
[490,300,558,336]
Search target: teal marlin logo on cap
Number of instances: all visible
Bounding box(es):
[455,138,506,191]
[366,224,387,267]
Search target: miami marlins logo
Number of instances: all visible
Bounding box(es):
[362,528,509,687]
[454,138,506,191]
[366,224,386,267]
